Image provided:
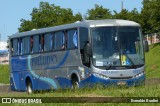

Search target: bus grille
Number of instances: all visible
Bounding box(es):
[109,77,132,80]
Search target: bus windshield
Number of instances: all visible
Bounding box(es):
[91,26,144,67]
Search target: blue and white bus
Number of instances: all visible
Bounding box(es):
[9,20,147,93]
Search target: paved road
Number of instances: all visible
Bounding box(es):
[145,78,160,86]
[0,83,24,95]
[0,78,160,94]
[0,83,12,93]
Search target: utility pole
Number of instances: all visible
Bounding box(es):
[121,1,124,11]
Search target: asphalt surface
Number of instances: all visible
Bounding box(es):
[0,78,160,94]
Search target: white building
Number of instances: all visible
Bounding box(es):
[0,42,9,64]
[145,33,160,45]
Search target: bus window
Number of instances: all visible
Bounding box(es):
[79,27,89,49]
[24,37,30,54]
[79,27,90,67]
[44,33,52,51]
[39,34,44,52]
[33,35,39,53]
[13,39,18,55]
[67,29,78,49]
[52,33,55,50]
[62,31,68,49]
[18,38,22,55]
[42,34,44,52]
[22,38,25,54]
[55,31,64,50]
[30,36,33,53]
[17,39,19,55]
[10,39,13,55]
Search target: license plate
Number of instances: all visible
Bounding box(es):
[117,81,126,86]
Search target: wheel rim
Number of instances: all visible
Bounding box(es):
[72,80,79,89]
[27,83,32,94]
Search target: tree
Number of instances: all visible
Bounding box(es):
[113,9,130,20]
[113,8,141,24]
[18,2,82,32]
[141,0,160,34]
[85,4,112,20]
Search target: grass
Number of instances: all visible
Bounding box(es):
[0,85,160,97]
[0,64,9,84]
[0,85,160,105]
[145,43,160,78]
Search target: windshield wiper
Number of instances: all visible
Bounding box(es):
[106,64,112,70]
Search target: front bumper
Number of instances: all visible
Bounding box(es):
[80,74,145,87]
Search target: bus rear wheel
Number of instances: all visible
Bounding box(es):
[26,81,33,94]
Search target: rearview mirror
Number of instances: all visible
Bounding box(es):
[144,40,149,52]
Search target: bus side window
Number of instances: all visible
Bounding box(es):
[55,31,64,50]
[44,33,52,51]
[30,36,33,53]
[79,27,90,67]
[20,38,22,55]
[10,39,13,55]
[67,29,78,49]
[24,37,30,54]
[22,38,25,54]
[10,39,14,55]
[13,39,18,55]
[61,31,68,49]
[39,34,44,52]
[33,35,39,53]
[18,38,22,55]
[52,32,55,50]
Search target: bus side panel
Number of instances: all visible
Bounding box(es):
[10,56,28,91]
[19,71,29,91]
[55,77,72,89]
[11,71,31,91]
[10,72,20,91]
[11,56,27,73]
[36,77,53,90]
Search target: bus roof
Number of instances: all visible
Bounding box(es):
[10,19,140,39]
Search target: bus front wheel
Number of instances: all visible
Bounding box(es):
[71,74,79,89]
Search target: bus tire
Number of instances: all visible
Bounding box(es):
[26,80,33,94]
[71,75,79,89]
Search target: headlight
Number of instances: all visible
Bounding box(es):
[93,73,109,80]
[133,72,144,78]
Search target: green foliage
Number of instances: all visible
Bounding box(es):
[141,0,160,34]
[85,4,112,20]
[113,8,141,24]
[0,65,9,84]
[18,2,82,32]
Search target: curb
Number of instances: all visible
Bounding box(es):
[0,83,10,86]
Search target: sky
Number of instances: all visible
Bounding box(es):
[0,0,143,42]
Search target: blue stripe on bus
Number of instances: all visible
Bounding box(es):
[28,55,58,89]
[45,51,70,69]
